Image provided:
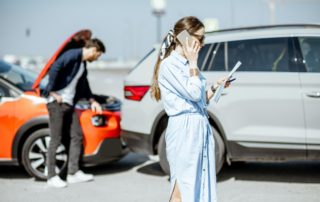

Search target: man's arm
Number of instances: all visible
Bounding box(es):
[82,76,102,114]
[43,50,77,97]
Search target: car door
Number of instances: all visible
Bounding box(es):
[201,37,307,160]
[296,37,320,159]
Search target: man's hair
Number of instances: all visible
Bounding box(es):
[85,38,106,53]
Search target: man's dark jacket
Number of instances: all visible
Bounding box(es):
[42,48,93,103]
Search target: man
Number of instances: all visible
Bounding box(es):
[43,38,105,188]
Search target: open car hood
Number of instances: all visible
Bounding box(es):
[32,29,92,93]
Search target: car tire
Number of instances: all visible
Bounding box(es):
[212,126,225,174]
[21,128,67,180]
[158,130,170,175]
[158,126,225,175]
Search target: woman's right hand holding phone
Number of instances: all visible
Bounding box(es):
[182,38,201,69]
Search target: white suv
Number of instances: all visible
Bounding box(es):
[121,24,320,174]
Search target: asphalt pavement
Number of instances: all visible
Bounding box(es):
[1,152,320,202]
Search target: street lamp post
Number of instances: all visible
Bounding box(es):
[268,0,276,25]
[151,0,166,43]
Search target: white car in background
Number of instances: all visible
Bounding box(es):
[121,24,320,174]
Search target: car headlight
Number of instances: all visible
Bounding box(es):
[91,115,108,127]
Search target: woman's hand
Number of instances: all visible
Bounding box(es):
[216,76,232,88]
[182,38,201,68]
[207,76,233,101]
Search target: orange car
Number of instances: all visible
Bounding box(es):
[0,31,126,180]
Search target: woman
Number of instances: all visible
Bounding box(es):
[151,16,230,202]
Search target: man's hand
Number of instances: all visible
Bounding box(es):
[90,100,102,114]
[50,92,62,103]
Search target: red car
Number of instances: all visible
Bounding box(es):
[0,30,126,180]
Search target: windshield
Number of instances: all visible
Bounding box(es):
[0,60,48,91]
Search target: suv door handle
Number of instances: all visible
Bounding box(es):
[306,92,320,98]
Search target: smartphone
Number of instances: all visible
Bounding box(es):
[228,78,236,82]
[176,30,194,47]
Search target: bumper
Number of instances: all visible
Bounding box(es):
[121,130,154,155]
[0,159,19,166]
[82,138,128,166]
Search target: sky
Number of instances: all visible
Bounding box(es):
[1,0,320,60]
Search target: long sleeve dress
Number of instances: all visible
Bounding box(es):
[158,50,217,202]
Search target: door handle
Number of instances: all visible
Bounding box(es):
[306,92,320,98]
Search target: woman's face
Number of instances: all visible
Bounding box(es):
[191,27,205,47]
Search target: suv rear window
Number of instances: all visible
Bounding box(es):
[129,48,155,73]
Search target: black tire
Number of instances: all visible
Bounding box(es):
[158,126,225,175]
[212,126,225,174]
[158,130,170,174]
[21,128,67,180]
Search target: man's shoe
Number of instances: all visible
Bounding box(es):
[47,176,67,188]
[67,170,94,183]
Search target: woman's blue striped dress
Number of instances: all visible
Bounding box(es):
[158,50,217,202]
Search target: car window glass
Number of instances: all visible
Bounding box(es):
[0,61,47,91]
[298,37,320,73]
[0,81,11,97]
[227,38,294,72]
[130,48,155,74]
[198,43,226,71]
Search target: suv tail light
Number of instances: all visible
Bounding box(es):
[124,86,150,101]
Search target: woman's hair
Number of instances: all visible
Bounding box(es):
[150,16,204,101]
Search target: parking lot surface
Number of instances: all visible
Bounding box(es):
[1,152,320,202]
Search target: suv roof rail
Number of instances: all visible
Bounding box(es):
[206,24,320,34]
